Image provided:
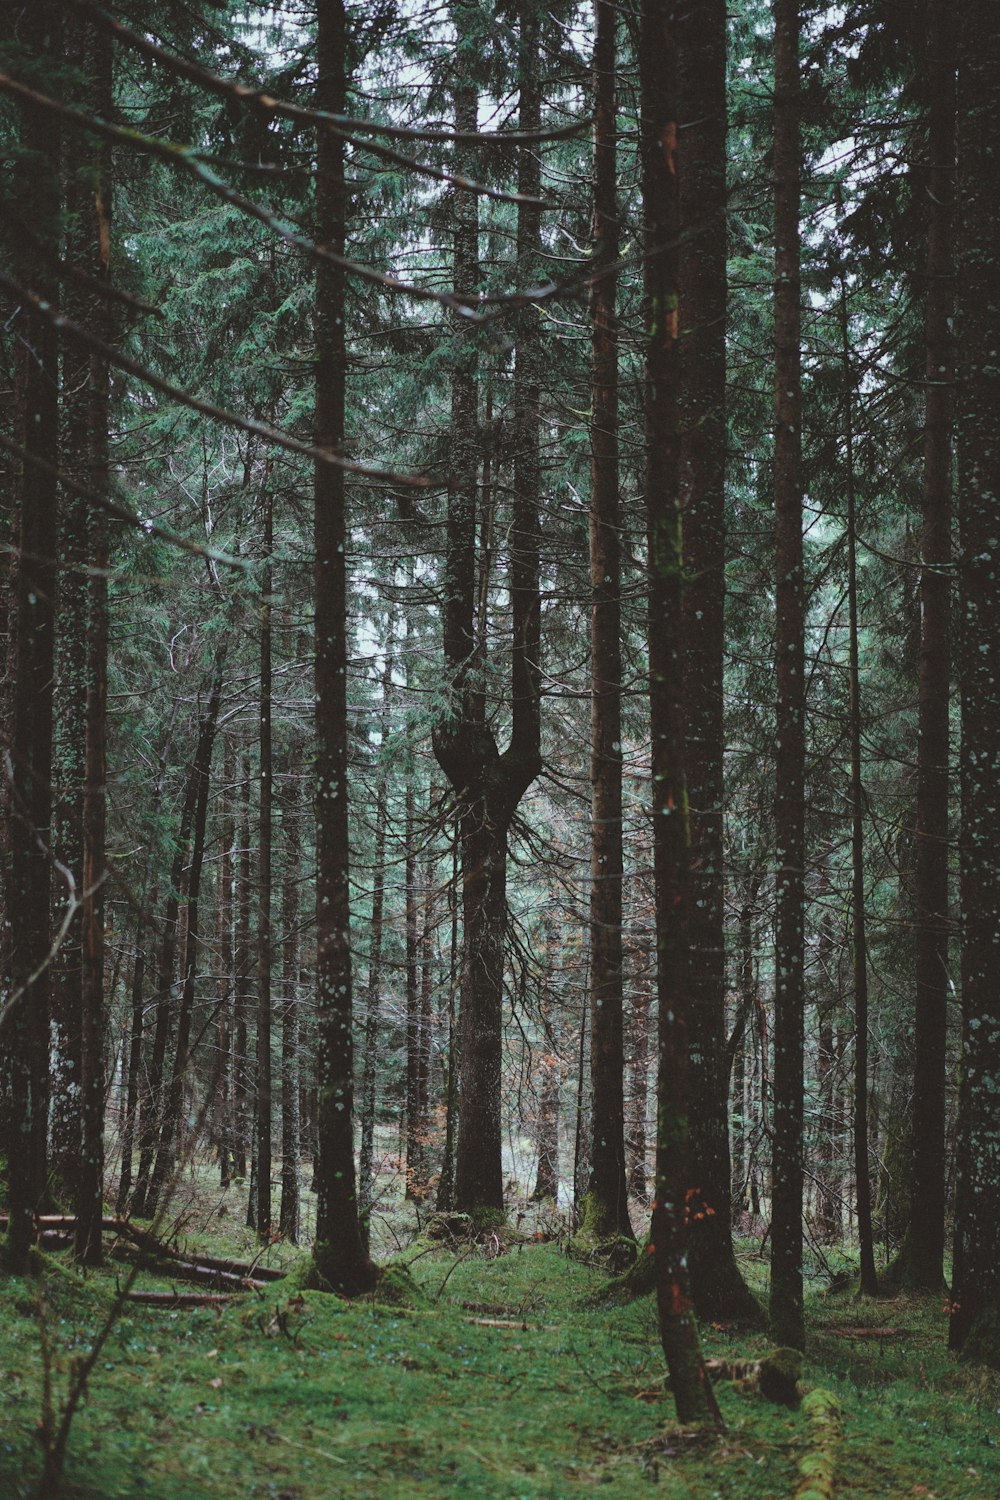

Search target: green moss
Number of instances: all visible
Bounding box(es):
[572,1194,637,1273]
[590,1238,656,1304]
[373,1263,428,1308]
[757,1346,803,1407]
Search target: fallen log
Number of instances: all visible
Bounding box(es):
[0,1212,286,1285]
[125,1290,238,1309]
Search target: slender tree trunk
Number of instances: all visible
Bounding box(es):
[310,0,374,1294]
[906,0,955,1293]
[626,944,651,1203]
[949,0,1000,1359]
[769,0,806,1352]
[839,274,878,1297]
[131,768,197,1216]
[436,825,461,1212]
[404,776,422,1199]
[147,660,224,1216]
[256,485,273,1240]
[4,0,61,1272]
[214,745,235,1189]
[278,760,301,1243]
[74,14,113,1266]
[641,0,722,1427]
[678,0,756,1322]
[586,0,633,1248]
[359,653,392,1220]
[233,783,252,1181]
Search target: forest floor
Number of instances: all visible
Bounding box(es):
[1,1168,998,1499]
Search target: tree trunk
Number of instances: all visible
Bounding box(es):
[256,484,273,1240]
[233,780,253,1181]
[404,776,423,1199]
[146,659,224,1216]
[310,0,375,1295]
[679,0,756,1323]
[769,0,806,1353]
[431,0,542,1225]
[839,273,878,1297]
[359,650,392,1221]
[586,0,633,1247]
[131,764,198,1217]
[75,13,113,1266]
[641,0,722,1427]
[278,757,301,1243]
[949,0,1000,1360]
[4,0,61,1273]
[905,0,955,1293]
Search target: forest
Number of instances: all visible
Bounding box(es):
[1,0,999,1495]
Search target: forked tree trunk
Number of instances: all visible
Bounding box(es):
[432,0,542,1224]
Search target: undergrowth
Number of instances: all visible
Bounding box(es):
[1,1194,998,1498]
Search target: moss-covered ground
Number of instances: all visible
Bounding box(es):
[1,1182,998,1498]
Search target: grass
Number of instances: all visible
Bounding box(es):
[1,1175,998,1498]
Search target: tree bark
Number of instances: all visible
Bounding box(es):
[310,0,375,1295]
[641,0,723,1427]
[278,755,301,1243]
[769,0,806,1352]
[839,273,878,1297]
[586,0,633,1247]
[256,483,273,1240]
[431,0,542,1224]
[678,0,756,1322]
[905,0,955,1293]
[949,0,1000,1359]
[146,658,225,1216]
[4,0,61,1273]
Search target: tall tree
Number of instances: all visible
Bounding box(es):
[769,0,806,1352]
[678,0,757,1322]
[839,270,877,1297]
[431,0,543,1224]
[585,0,633,1248]
[75,12,113,1267]
[903,0,955,1292]
[256,482,274,1240]
[641,0,723,1426]
[949,0,1000,1362]
[310,0,375,1294]
[3,0,61,1272]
